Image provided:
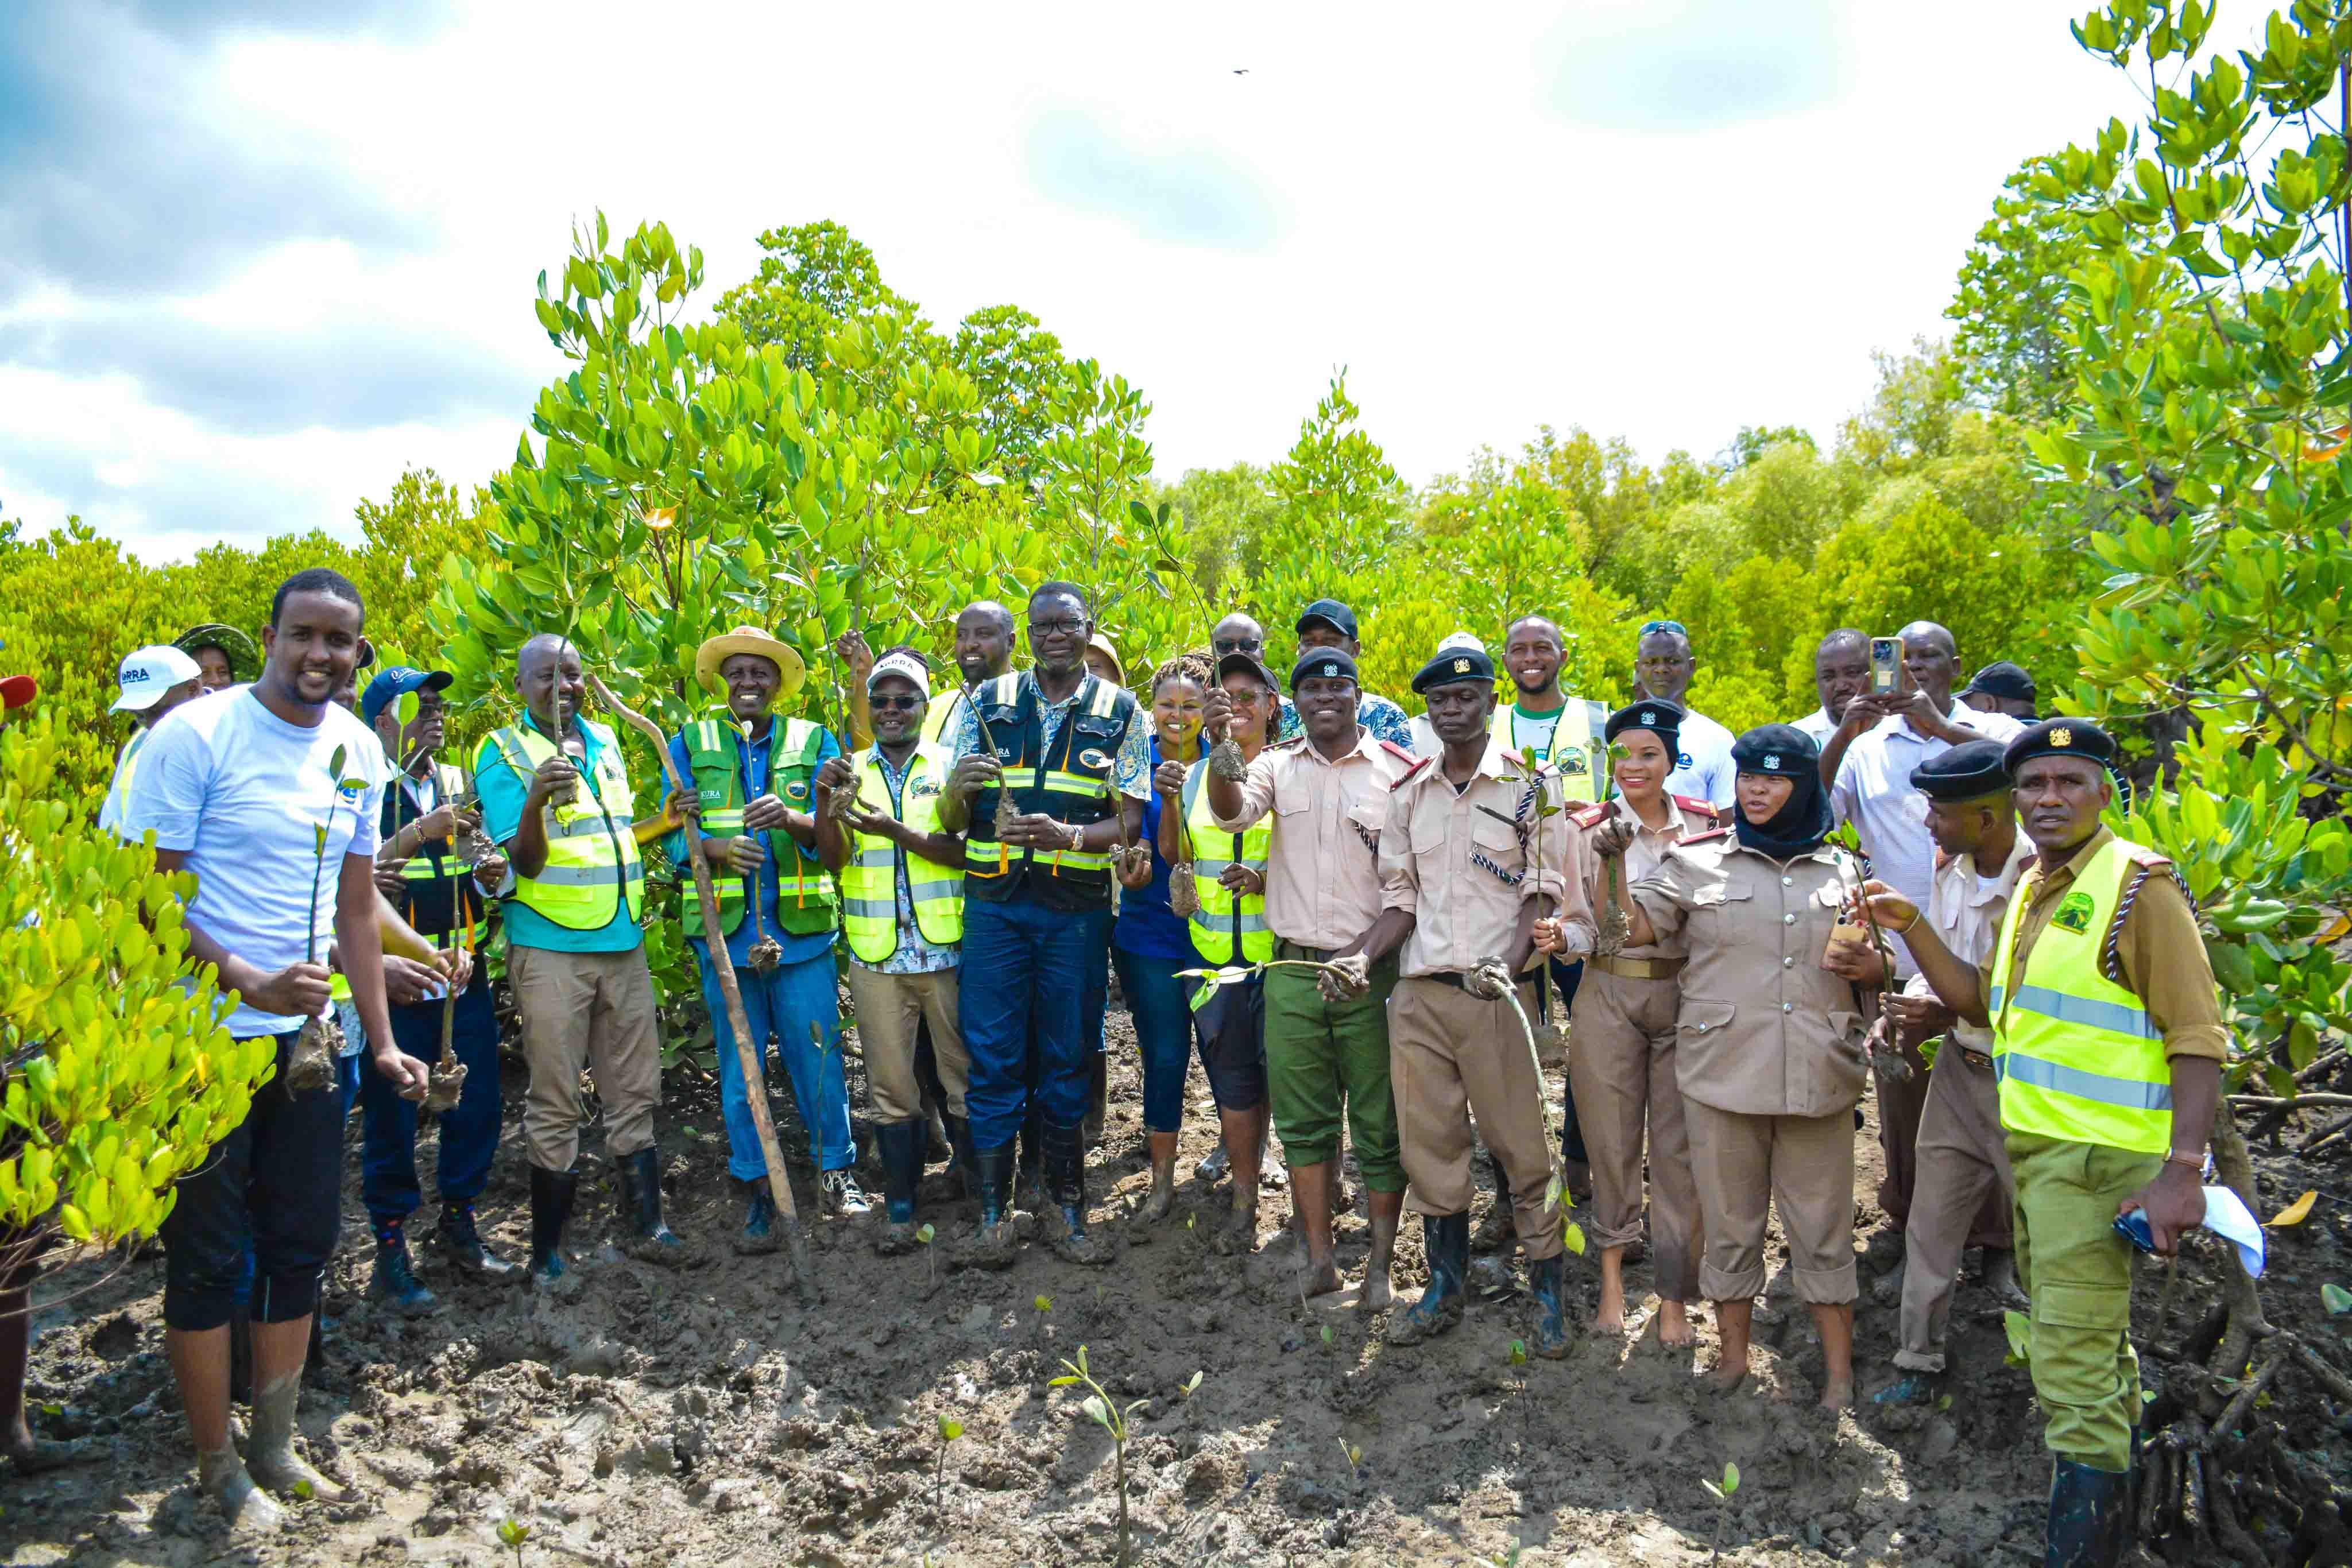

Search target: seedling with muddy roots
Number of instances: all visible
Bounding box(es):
[1051,1346,1148,1567]
[286,744,365,1094]
[739,721,784,975]
[1700,1461,1740,1562]
[934,1414,964,1509]
[423,802,477,1114]
[1337,1437,1363,1491]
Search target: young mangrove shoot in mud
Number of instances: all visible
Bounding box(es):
[1051,1346,1147,1568]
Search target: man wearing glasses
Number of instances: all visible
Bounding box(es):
[1630,620,1735,807]
[1273,599,1417,752]
[939,581,1152,1268]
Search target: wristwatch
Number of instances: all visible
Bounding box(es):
[2164,1150,2205,1174]
[1068,823,1084,851]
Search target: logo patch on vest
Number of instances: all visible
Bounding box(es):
[1078,748,1112,769]
[785,781,808,800]
[1556,752,1588,775]
[2051,890,2096,934]
[909,779,941,798]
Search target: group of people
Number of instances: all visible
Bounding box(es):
[0,567,2223,1567]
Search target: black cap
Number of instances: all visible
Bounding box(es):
[1295,598,1359,640]
[1216,650,1278,691]
[2003,718,2118,775]
[1909,738,2009,800]
[1410,646,1496,695]
[1605,698,1684,748]
[1289,646,1360,692]
[1963,660,2037,702]
[1728,722,1820,777]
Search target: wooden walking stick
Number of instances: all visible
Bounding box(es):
[586,670,821,1304]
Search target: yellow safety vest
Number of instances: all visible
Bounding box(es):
[1180,761,1271,967]
[841,741,964,962]
[920,690,963,744]
[481,719,646,932]
[679,713,837,936]
[1990,835,2175,1155]
[963,672,1138,911]
[1489,698,1608,789]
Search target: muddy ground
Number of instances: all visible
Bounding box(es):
[5,994,2350,1568]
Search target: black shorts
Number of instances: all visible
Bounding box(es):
[1186,971,1267,1113]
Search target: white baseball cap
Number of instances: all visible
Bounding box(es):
[1436,630,1487,655]
[111,644,202,713]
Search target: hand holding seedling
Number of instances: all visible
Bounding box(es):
[740,793,789,832]
[1200,687,1233,741]
[523,752,578,808]
[372,859,407,900]
[1531,917,1565,957]
[715,835,766,874]
[1591,815,1637,860]
[382,955,442,1006]
[1854,878,1918,931]
[1151,758,1188,796]
[948,753,1001,802]
[1464,957,1515,1001]
[1821,932,1883,984]
[1318,952,1371,1002]
[1218,862,1263,895]
[250,961,334,1020]
[1886,992,1951,1036]
[410,803,459,844]
[372,1039,430,1100]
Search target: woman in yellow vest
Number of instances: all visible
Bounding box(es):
[1164,650,1281,1251]
[1865,719,2224,1568]
[815,648,969,1255]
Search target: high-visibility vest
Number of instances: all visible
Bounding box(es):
[1180,761,1271,966]
[99,726,153,838]
[679,713,836,936]
[920,690,963,744]
[386,761,492,952]
[840,742,964,962]
[1490,698,1608,789]
[964,672,1140,913]
[479,719,646,932]
[1989,835,2175,1155]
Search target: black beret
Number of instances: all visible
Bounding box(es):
[1909,738,2009,800]
[1728,722,1819,777]
[1605,699,1684,746]
[1289,646,1360,692]
[1963,660,2037,702]
[2003,718,2117,774]
[1410,646,1496,695]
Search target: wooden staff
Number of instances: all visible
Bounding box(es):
[586,671,820,1304]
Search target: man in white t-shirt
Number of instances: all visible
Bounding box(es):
[1629,620,1734,806]
[97,643,204,840]
[129,568,439,1539]
[1789,629,1869,749]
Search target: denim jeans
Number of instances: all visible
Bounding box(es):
[697,946,853,1179]
[1113,948,1193,1133]
[961,899,1112,1149]
[359,982,501,1224]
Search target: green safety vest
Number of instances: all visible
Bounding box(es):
[1180,761,1271,967]
[1989,834,2175,1155]
[680,713,837,936]
[1489,698,1608,788]
[481,719,647,932]
[840,741,964,962]
[964,672,1139,913]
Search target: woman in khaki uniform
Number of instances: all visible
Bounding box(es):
[1576,723,1871,1410]
[1540,700,1718,1345]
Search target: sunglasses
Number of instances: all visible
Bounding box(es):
[870,692,923,712]
[1639,620,1687,637]
[1212,636,1264,655]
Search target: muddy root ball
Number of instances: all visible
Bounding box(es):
[284,1015,341,1094]
[1209,738,1248,781]
[747,934,784,975]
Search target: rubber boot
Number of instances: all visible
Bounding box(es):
[1529,1252,1571,1358]
[1472,1149,1515,1255]
[1084,1051,1108,1149]
[616,1147,690,1265]
[943,1113,978,1202]
[528,1163,579,1285]
[734,1176,780,1256]
[965,1142,1020,1269]
[873,1118,924,1256]
[1388,1211,1469,1345]
[432,1202,519,1283]
[366,1225,437,1316]
[1044,1120,1111,1266]
[1016,1106,1047,1213]
[2045,1457,2132,1568]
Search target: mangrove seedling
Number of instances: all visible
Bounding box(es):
[1179,1370,1203,1402]
[1337,1437,1363,1490]
[285,743,362,1093]
[1320,1323,1335,1354]
[934,1413,964,1509]
[917,1222,938,1294]
[1700,1461,1740,1562]
[497,1518,533,1567]
[423,816,474,1113]
[1035,1293,1053,1347]
[1052,1347,1149,1568]
[1826,822,1909,1083]
[1508,1338,1531,1451]
[741,721,784,974]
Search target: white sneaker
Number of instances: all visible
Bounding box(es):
[820,1168,871,1218]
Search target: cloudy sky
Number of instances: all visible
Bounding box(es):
[2,1,2158,562]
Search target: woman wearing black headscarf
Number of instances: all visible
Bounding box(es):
[1575,723,1871,1410]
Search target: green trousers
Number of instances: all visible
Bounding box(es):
[1262,951,1404,1190]
[2009,1132,2162,1473]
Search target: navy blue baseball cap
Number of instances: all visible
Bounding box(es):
[361,665,452,728]
[1295,598,1359,640]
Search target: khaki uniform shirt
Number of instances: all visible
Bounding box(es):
[1903,831,2036,1056]
[1212,728,1414,950]
[1974,825,2227,1063]
[1631,834,1872,1117]
[1556,794,1719,959]
[1379,738,1570,979]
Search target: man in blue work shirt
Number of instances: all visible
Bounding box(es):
[667,626,868,1250]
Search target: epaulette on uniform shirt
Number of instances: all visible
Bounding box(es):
[1391,755,1436,790]
[1672,794,1717,820]
[1570,803,1612,829]
[1379,740,1416,765]
[1676,824,1732,846]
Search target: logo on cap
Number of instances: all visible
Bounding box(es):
[1452,657,1470,674]
[1641,710,1655,725]
[2050,726,2074,748]
[1763,754,1781,770]
[1315,660,1337,677]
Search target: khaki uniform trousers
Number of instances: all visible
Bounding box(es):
[1685,1099,1857,1304]
[846,965,969,1124]
[1391,976,1561,1261]
[1566,967,1700,1303]
[1894,1046,2015,1372]
[509,943,664,1171]
[1877,1028,2012,1250]
[2010,1133,2160,1473]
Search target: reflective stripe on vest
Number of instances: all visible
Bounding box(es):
[1488,698,1608,786]
[1181,762,1271,966]
[394,762,491,946]
[963,673,1131,885]
[483,722,645,931]
[680,714,837,936]
[840,741,965,962]
[1989,835,2175,1154]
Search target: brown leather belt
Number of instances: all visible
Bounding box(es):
[1957,1047,1994,1072]
[1587,954,1685,981]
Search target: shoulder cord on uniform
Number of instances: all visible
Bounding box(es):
[2102,865,2196,984]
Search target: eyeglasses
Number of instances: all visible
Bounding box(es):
[870,692,922,712]
[1028,618,1085,638]
[1639,620,1687,638]
[1212,636,1263,655]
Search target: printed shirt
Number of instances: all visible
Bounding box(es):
[1904,831,2037,1055]
[1113,734,1197,961]
[663,718,842,970]
[852,744,958,976]
[1379,737,1570,979]
[476,711,644,955]
[946,675,1152,802]
[1278,690,1414,752]
[1972,825,2227,1064]
[1211,727,1413,950]
[1829,702,2027,979]
[1555,795,1719,959]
